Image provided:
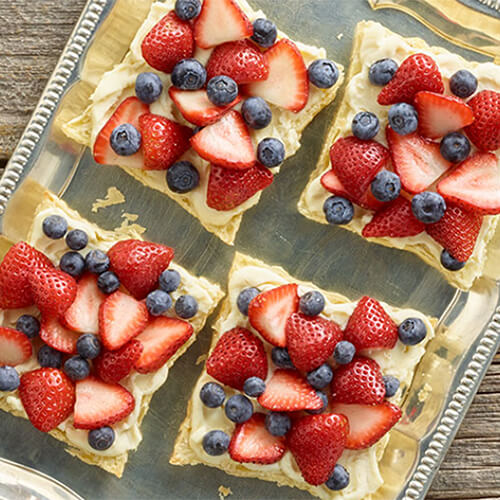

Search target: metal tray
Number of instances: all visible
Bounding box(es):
[0,1,499,499]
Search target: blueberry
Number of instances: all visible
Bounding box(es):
[257,137,285,167]
[38,345,62,368]
[369,58,398,86]
[352,111,380,140]
[371,170,401,202]
[411,191,446,224]
[42,215,68,239]
[88,426,115,451]
[146,289,172,316]
[307,391,328,415]
[85,250,110,274]
[76,333,101,360]
[65,229,88,251]
[135,72,163,104]
[323,196,354,225]
[398,318,427,346]
[110,123,141,156]
[0,366,20,391]
[159,269,181,293]
[440,132,471,163]
[383,375,400,398]
[265,412,291,436]
[299,290,325,316]
[251,18,277,48]
[388,103,418,135]
[175,295,198,319]
[97,271,121,294]
[171,59,207,90]
[237,287,260,316]
[243,376,266,397]
[167,161,200,194]
[441,249,466,271]
[63,356,90,381]
[308,59,339,89]
[307,364,333,389]
[225,394,253,423]
[242,97,272,130]
[326,464,350,490]
[202,430,230,456]
[206,76,238,106]
[271,347,294,369]
[175,0,201,20]
[200,382,226,408]
[334,341,356,365]
[450,69,477,99]
[16,314,40,339]
[60,251,86,278]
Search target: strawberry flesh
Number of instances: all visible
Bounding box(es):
[465,90,500,152]
[94,339,144,384]
[40,316,80,354]
[0,326,32,366]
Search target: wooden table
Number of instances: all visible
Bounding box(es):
[0,1,499,498]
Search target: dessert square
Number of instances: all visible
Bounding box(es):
[0,192,223,477]
[171,252,436,499]
[299,21,500,290]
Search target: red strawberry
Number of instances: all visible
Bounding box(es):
[286,313,343,372]
[169,88,242,127]
[40,316,80,354]
[248,284,299,347]
[19,368,75,432]
[0,242,52,309]
[343,296,398,351]
[0,327,32,366]
[206,327,267,390]
[73,376,135,429]
[141,11,194,73]
[134,317,193,374]
[377,53,444,105]
[94,339,144,383]
[330,401,401,450]
[206,163,273,211]
[426,203,482,261]
[99,291,148,351]
[190,111,256,169]
[245,39,309,112]
[437,153,500,215]
[465,90,500,151]
[362,196,425,238]
[194,0,252,49]
[414,91,474,139]
[93,97,149,169]
[258,370,323,412]
[331,357,386,405]
[229,413,286,465]
[287,413,348,485]
[330,137,389,200]
[108,239,174,300]
[138,113,192,170]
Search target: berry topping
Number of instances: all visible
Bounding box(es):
[388,102,418,135]
[16,314,40,339]
[323,196,354,225]
[85,250,110,274]
[352,111,380,140]
[237,287,260,316]
[94,339,144,383]
[307,391,328,415]
[65,229,88,251]
[0,366,20,392]
[265,412,292,436]
[175,294,199,319]
[225,394,254,423]
[320,170,351,199]
[38,345,62,369]
[42,215,68,240]
[76,333,101,360]
[440,132,471,163]
[243,376,266,398]
[175,0,201,20]
[0,327,32,366]
[308,59,339,89]
[206,75,239,106]
[200,382,226,408]
[333,340,356,365]
[326,464,350,491]
[146,289,172,316]
[383,375,400,398]
[449,70,477,99]
[271,347,295,369]
[369,58,398,86]
[370,170,401,203]
[441,250,466,271]
[110,123,142,156]
[411,191,447,224]
[465,90,500,151]
[307,363,334,390]
[251,18,277,48]
[59,252,85,279]
[97,271,121,295]
[159,269,181,293]
[257,137,285,168]
[299,290,325,317]
[171,58,207,90]
[203,430,230,456]
[167,161,200,194]
[135,72,163,104]
[63,356,90,382]
[88,426,115,451]
[40,316,80,354]
[241,97,272,130]
[398,318,427,346]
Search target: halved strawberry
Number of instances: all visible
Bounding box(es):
[99,291,148,351]
[248,284,299,347]
[206,163,273,211]
[330,401,401,450]
[258,369,323,412]
[465,90,500,151]
[437,153,500,215]
[229,413,286,465]
[40,316,80,354]
[73,376,135,430]
[245,39,309,113]
[0,327,32,366]
[287,413,348,485]
[93,97,149,169]
[378,53,444,105]
[94,339,144,384]
[206,327,267,390]
[194,0,252,49]
[190,111,256,169]
[134,317,193,374]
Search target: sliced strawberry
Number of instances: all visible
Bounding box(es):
[287,413,348,485]
[465,90,500,151]
[286,313,343,372]
[194,0,252,49]
[94,339,144,384]
[229,413,286,465]
[206,327,267,390]
[248,284,299,347]
[93,97,149,169]
[134,317,193,374]
[378,53,444,105]
[40,316,80,354]
[258,370,323,412]
[73,376,135,430]
[19,368,75,432]
[437,153,500,215]
[245,39,309,113]
[330,401,401,450]
[99,291,148,351]
[344,296,398,351]
[206,163,273,211]
[0,327,32,366]
[190,111,256,169]
[108,239,174,300]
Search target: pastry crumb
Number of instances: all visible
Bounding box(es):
[91,187,126,213]
[218,486,233,500]
[418,383,432,403]
[196,354,207,365]
[114,213,146,236]
[336,33,344,40]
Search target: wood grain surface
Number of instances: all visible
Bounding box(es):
[0,1,499,499]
